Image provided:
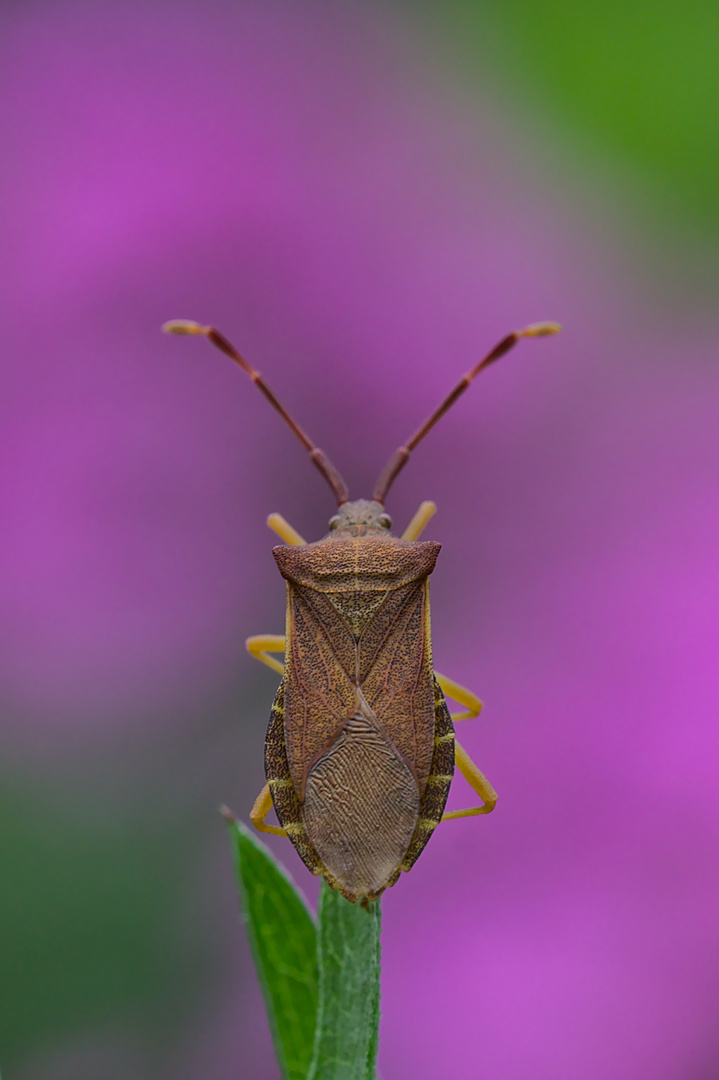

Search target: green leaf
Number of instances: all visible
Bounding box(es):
[227,818,318,1080]
[307,882,382,1080]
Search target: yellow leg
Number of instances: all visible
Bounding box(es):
[401,501,437,542]
[267,513,307,546]
[435,671,483,721]
[442,739,498,820]
[250,782,287,836]
[246,634,286,675]
[247,637,288,835]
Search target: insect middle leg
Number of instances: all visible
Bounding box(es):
[434,671,497,818]
[246,634,285,675]
[442,739,498,819]
[246,635,287,833]
[245,514,298,673]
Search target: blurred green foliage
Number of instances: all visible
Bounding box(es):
[0,747,226,1076]
[413,0,719,230]
[0,674,267,1077]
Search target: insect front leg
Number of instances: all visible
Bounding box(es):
[266,513,307,546]
[442,740,498,820]
[434,671,482,721]
[401,500,437,541]
[250,782,287,836]
[246,635,286,675]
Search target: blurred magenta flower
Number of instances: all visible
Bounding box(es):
[1,2,718,1078]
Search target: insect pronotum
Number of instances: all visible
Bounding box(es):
[164,317,561,903]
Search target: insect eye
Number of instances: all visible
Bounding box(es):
[378,513,392,529]
[328,515,341,530]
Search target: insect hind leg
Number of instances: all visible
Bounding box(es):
[441,739,498,820]
[250,782,286,836]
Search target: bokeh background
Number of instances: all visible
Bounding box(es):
[2,1,718,1077]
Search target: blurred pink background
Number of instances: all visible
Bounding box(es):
[1,2,718,1078]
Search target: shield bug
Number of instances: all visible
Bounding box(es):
[163,318,560,903]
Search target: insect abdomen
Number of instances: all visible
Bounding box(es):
[265,677,454,903]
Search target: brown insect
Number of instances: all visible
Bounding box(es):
[164,317,560,903]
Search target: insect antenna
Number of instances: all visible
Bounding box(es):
[373,321,561,504]
[163,320,350,505]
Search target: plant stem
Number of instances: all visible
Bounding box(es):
[307,882,382,1080]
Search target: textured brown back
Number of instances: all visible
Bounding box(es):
[271,533,441,901]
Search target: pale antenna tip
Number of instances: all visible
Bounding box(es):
[522,321,562,338]
[161,319,209,335]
